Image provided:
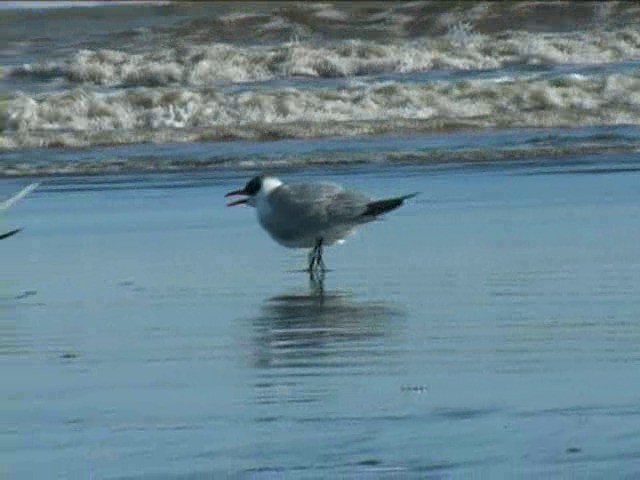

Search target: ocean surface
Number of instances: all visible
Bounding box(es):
[1,1,640,170]
[2,1,640,478]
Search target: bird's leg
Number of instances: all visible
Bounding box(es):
[306,238,325,273]
[316,238,327,272]
[307,247,316,273]
[307,244,318,273]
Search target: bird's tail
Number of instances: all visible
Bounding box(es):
[361,192,419,217]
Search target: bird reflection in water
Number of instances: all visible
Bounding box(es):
[249,273,405,405]
[308,268,326,298]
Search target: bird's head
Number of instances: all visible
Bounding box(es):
[225,175,282,207]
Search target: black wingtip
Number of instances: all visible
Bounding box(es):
[362,192,419,217]
[0,228,22,240]
[401,192,420,201]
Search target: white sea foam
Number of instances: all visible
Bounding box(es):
[8,28,640,87]
[3,71,640,150]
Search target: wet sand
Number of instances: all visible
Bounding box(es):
[2,164,640,478]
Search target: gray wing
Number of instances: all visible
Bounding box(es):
[266,182,371,240]
[273,182,371,222]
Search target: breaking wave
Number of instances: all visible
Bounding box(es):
[2,0,640,175]
[2,71,640,149]
[8,28,640,87]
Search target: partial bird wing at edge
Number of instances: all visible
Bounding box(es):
[1,182,40,211]
[0,228,21,240]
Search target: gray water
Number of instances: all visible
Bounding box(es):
[3,162,640,478]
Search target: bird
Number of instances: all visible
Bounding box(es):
[225,175,417,273]
[1,182,39,241]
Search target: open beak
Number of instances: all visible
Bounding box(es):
[225,188,249,207]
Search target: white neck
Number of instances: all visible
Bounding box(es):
[250,176,283,208]
[261,176,283,195]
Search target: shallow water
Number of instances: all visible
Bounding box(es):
[2,2,640,477]
[3,163,640,478]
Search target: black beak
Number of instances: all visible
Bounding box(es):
[225,188,249,207]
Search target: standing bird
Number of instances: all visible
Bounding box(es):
[225,175,417,272]
[1,182,39,240]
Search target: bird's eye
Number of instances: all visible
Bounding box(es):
[245,176,262,195]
